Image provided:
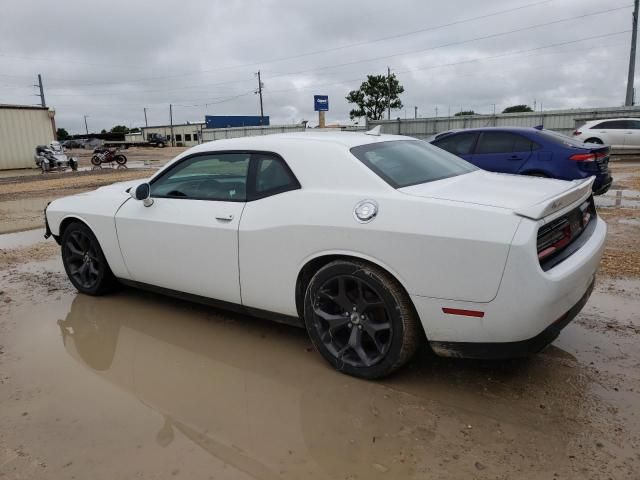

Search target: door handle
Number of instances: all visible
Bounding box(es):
[509,155,523,160]
[215,214,234,222]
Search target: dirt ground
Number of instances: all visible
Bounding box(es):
[0,159,639,479]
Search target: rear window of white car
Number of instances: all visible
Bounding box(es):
[351,140,477,188]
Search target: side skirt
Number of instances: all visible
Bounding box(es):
[117,279,304,328]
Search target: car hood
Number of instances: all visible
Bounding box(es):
[87,179,148,195]
[399,170,589,218]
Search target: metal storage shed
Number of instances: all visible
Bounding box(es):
[0,105,55,170]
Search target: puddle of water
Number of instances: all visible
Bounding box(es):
[0,260,638,478]
[0,228,46,249]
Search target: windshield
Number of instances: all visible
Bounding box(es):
[350,140,477,188]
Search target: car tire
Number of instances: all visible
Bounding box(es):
[303,259,421,379]
[91,155,101,166]
[526,172,549,178]
[115,154,127,165]
[584,137,603,144]
[61,222,118,296]
[157,142,165,148]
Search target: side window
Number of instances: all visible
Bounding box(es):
[185,134,192,141]
[513,134,538,152]
[595,120,625,129]
[630,120,640,130]
[150,153,250,201]
[476,132,520,154]
[433,132,479,155]
[175,134,183,142]
[253,154,299,197]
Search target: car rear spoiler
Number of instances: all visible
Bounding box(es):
[515,177,595,220]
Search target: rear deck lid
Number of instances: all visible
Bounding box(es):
[398,170,594,220]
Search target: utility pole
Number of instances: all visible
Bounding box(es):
[626,0,639,105]
[256,71,264,123]
[36,74,46,107]
[435,106,438,118]
[169,104,175,147]
[143,108,148,127]
[83,115,89,135]
[387,66,391,120]
[414,106,418,119]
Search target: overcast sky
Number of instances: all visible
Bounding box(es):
[0,0,635,133]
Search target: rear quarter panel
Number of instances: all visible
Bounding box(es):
[239,189,521,317]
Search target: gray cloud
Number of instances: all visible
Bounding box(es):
[0,0,633,133]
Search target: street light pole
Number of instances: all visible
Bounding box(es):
[84,115,89,135]
[626,0,639,105]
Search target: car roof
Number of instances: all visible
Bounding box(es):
[437,126,542,135]
[185,130,418,154]
[584,117,640,124]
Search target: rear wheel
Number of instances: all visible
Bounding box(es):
[303,260,421,379]
[584,137,603,144]
[61,222,118,295]
[115,154,127,165]
[91,155,101,166]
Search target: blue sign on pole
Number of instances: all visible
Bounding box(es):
[314,95,329,111]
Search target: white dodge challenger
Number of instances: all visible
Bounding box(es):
[44,130,606,378]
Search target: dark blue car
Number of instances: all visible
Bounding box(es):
[430,127,612,195]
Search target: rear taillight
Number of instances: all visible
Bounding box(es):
[537,224,572,261]
[573,130,582,136]
[595,151,608,160]
[569,153,596,162]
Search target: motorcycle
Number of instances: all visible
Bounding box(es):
[34,141,78,173]
[91,147,127,166]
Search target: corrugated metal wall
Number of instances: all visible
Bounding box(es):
[0,107,54,170]
[201,124,306,142]
[368,106,640,139]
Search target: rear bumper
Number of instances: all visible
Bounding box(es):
[593,175,612,195]
[411,217,606,355]
[429,277,594,359]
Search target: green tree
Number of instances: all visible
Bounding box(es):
[56,128,70,140]
[502,104,533,113]
[110,125,129,134]
[454,110,476,117]
[100,129,107,134]
[129,127,140,133]
[346,73,404,120]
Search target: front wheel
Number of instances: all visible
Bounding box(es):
[584,137,603,144]
[91,155,101,166]
[303,260,421,379]
[61,222,118,295]
[115,154,127,165]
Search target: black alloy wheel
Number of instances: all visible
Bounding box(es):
[304,260,421,379]
[61,222,117,295]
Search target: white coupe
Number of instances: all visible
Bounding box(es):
[45,130,606,378]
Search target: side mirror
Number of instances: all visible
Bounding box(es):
[131,182,153,207]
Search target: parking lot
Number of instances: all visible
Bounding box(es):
[0,156,638,479]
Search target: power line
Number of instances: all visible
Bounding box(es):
[28,0,558,89]
[42,5,632,100]
[48,30,629,109]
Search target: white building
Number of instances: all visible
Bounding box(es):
[141,122,205,147]
[0,105,56,170]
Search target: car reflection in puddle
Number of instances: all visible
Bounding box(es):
[57,291,589,478]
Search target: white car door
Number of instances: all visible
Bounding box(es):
[115,152,249,304]
[591,120,626,147]
[622,119,640,148]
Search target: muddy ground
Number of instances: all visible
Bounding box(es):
[0,159,639,479]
